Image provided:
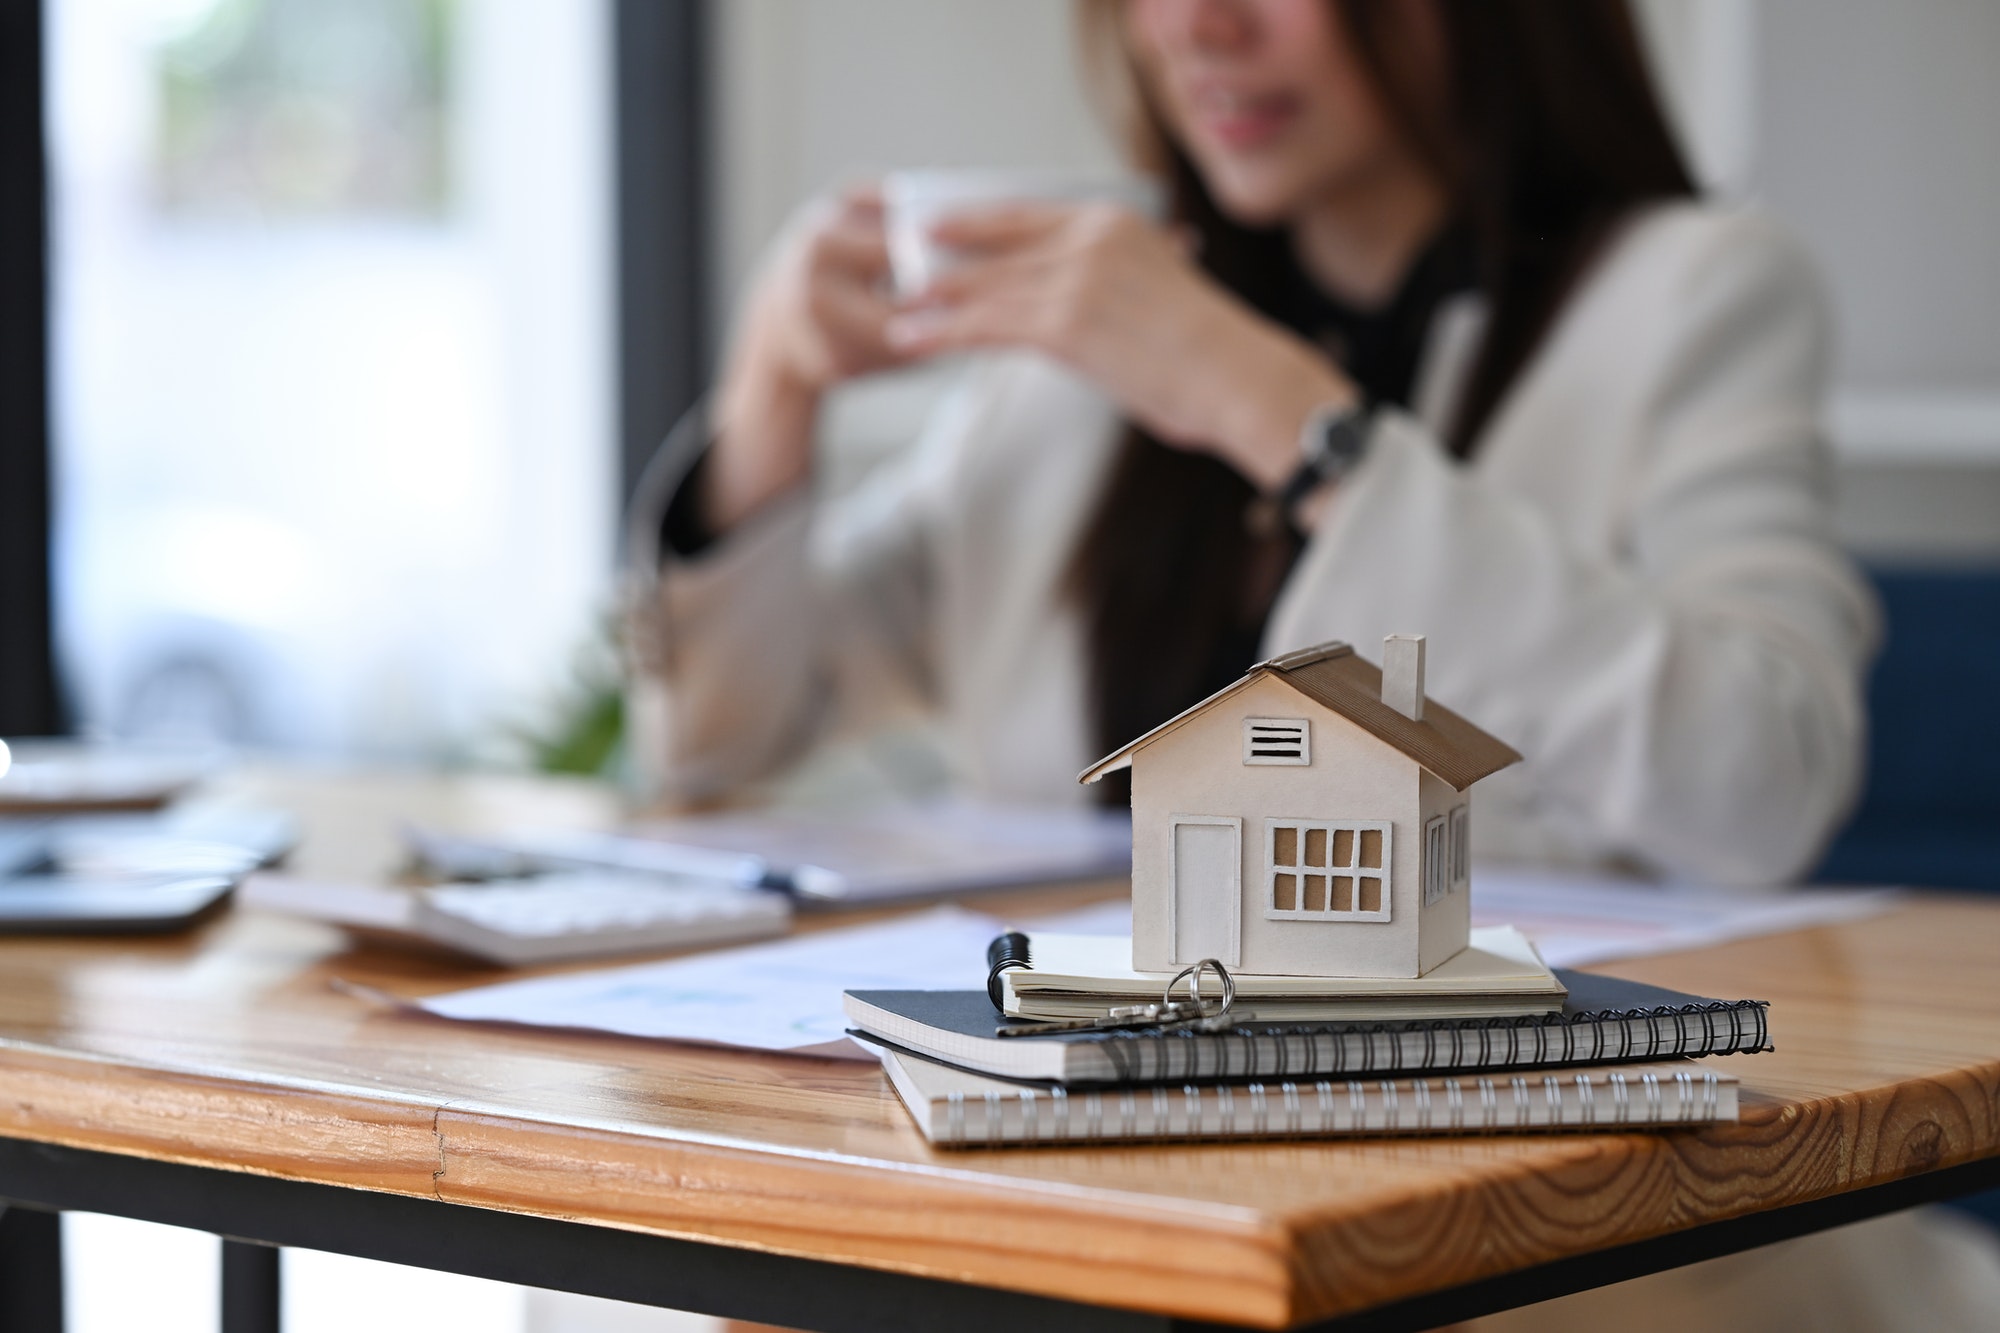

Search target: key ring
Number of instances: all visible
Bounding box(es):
[1164,958,1236,1016]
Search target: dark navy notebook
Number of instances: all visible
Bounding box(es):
[844,970,1770,1086]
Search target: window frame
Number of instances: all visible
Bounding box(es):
[0,0,61,736]
[1424,816,1449,907]
[615,0,711,512]
[1424,806,1473,907]
[1263,818,1393,923]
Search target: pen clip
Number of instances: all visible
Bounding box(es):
[986,930,1032,1011]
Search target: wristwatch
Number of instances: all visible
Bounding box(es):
[1275,400,1373,512]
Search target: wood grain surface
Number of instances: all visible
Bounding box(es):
[1,767,1997,1329]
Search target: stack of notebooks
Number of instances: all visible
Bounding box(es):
[844,926,1769,1147]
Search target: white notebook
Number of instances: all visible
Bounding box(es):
[875,1045,1739,1147]
[1002,926,1566,1022]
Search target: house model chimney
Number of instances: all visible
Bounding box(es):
[1382,634,1426,721]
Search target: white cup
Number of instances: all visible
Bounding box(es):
[881,169,1165,297]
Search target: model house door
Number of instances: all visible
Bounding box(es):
[1171,816,1241,967]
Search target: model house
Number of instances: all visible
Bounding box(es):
[1080,636,1522,979]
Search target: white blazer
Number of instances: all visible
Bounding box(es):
[627,203,1880,886]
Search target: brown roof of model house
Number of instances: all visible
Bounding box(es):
[1078,640,1523,792]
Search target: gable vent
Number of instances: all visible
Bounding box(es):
[1243,718,1310,766]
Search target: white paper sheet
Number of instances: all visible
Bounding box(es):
[417,906,1002,1056]
[410,800,1132,903]
[1012,875,1901,969]
[1467,868,1899,968]
[628,801,1133,901]
[413,873,1898,1059]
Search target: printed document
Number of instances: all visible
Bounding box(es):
[415,874,1894,1057]
[419,906,1000,1056]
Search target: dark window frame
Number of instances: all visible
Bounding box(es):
[0,0,61,736]
[615,0,711,518]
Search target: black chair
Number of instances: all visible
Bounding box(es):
[1815,566,2000,894]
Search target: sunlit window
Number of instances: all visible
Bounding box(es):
[50,0,612,760]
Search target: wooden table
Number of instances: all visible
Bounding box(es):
[1,767,1998,1333]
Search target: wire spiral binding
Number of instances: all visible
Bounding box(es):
[1079,999,1768,1087]
[944,1064,1728,1136]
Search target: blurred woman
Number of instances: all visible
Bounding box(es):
[633,4,2000,1328]
[630,0,1873,886]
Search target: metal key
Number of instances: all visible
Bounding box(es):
[996,957,1238,1038]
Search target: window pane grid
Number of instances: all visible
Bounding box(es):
[1265,819,1391,922]
[1424,806,1472,908]
[1424,817,1448,906]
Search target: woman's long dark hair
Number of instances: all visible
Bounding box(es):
[1072,0,1696,777]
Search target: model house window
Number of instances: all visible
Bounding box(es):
[1266,820,1391,922]
[1243,718,1310,765]
[1424,817,1449,906]
[1425,808,1471,907]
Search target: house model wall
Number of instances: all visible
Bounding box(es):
[1080,638,1521,980]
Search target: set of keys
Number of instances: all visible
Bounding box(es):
[988,934,1240,1038]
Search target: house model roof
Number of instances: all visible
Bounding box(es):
[1078,640,1523,792]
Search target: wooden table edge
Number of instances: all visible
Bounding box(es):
[7,893,2000,1328]
[5,1029,1999,1328]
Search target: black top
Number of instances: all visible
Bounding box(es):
[660,441,721,559]
[1283,220,1476,414]
[1169,221,1477,741]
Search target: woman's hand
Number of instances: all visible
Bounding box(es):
[707,190,908,532]
[885,203,1357,492]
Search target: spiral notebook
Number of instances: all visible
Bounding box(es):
[844,970,1770,1085]
[873,1046,1740,1147]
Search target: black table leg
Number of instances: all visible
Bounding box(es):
[0,1203,64,1333]
[222,1238,281,1333]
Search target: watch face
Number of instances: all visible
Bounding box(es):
[1314,406,1369,473]
[1276,405,1373,510]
